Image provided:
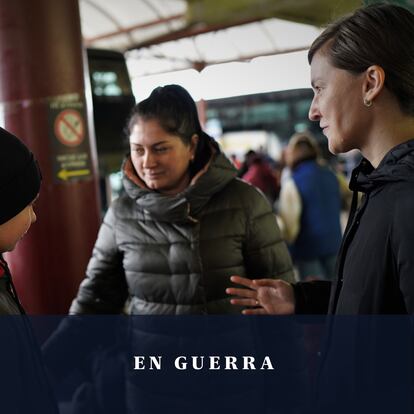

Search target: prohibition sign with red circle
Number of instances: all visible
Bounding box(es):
[54,109,85,147]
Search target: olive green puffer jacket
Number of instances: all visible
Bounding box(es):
[70,146,294,315]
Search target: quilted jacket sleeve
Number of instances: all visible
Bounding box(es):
[243,187,295,282]
[70,207,128,314]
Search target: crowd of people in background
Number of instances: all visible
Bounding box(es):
[231,131,353,282]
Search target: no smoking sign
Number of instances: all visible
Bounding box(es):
[49,95,93,183]
[54,109,85,147]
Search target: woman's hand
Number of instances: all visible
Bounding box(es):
[226,276,295,315]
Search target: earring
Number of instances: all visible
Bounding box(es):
[363,98,372,108]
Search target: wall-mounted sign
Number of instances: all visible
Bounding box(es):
[49,94,93,182]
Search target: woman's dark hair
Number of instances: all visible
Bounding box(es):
[127,84,212,177]
[308,3,414,115]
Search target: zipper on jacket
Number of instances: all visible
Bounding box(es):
[186,202,199,223]
[331,192,369,313]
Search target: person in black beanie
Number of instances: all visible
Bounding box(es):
[0,127,58,413]
[0,126,41,314]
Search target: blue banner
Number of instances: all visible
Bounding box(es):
[0,316,413,413]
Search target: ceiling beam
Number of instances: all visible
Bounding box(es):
[84,13,185,46]
[126,16,268,51]
[128,46,310,78]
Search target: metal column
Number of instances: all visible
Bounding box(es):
[0,0,101,313]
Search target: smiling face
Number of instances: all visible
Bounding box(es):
[129,118,198,196]
[0,203,37,252]
[308,50,370,154]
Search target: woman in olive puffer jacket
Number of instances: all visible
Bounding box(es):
[70,84,294,315]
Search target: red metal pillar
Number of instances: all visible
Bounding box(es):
[0,0,101,313]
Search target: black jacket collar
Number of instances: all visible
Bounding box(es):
[350,139,414,194]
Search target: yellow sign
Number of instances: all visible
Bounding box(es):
[58,169,91,181]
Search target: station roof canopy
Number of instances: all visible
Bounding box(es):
[79,0,361,76]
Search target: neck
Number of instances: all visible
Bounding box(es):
[360,113,414,168]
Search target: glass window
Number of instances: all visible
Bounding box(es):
[92,71,122,96]
[89,59,132,97]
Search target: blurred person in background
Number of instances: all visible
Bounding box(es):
[237,149,256,177]
[278,132,342,281]
[229,153,241,170]
[241,150,279,203]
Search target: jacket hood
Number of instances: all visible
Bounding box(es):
[350,139,414,193]
[121,138,237,222]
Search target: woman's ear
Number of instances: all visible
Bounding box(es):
[362,65,385,104]
[190,134,199,159]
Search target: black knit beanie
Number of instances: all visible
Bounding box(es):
[0,127,42,225]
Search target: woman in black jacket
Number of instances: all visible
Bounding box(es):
[228,3,414,315]
[228,8,414,412]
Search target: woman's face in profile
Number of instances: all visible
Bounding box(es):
[129,118,197,195]
[308,50,368,155]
